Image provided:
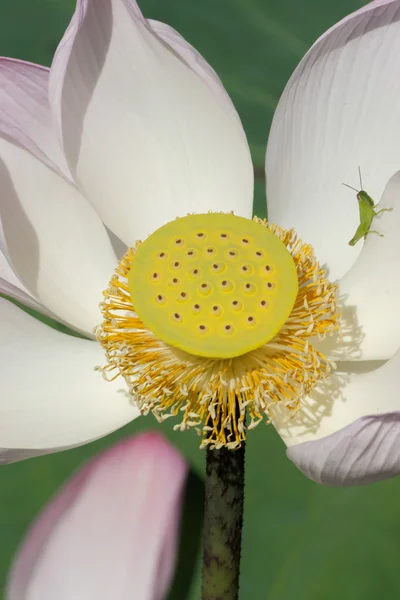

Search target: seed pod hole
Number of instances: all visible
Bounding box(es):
[199,283,211,295]
[240,264,253,275]
[211,305,222,317]
[211,263,225,273]
[220,279,233,292]
[231,300,242,311]
[244,283,256,294]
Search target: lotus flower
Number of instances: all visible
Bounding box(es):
[6,432,188,600]
[1,0,399,485]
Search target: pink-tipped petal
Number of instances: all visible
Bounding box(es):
[287,412,400,486]
[6,433,188,600]
[266,0,400,281]
[0,58,118,333]
[49,0,253,246]
[271,345,400,484]
[0,58,69,177]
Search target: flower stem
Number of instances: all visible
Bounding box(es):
[201,442,245,600]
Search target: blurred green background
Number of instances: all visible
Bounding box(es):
[2,1,399,599]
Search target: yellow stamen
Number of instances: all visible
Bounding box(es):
[96,215,340,450]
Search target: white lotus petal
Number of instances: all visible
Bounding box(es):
[315,171,400,361]
[49,0,253,246]
[0,248,53,317]
[1,247,32,296]
[6,433,187,600]
[0,136,119,335]
[0,298,139,460]
[266,0,400,280]
[148,19,243,128]
[0,448,67,465]
[271,351,400,468]
[287,411,400,485]
[0,58,70,177]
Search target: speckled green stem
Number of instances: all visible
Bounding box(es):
[201,442,245,600]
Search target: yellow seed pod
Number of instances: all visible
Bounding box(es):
[128,213,298,358]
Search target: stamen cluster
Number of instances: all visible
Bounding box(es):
[96,218,339,449]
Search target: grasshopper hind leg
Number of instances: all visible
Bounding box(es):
[348,223,366,246]
[348,226,384,246]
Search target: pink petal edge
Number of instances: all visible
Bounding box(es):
[49,0,246,159]
[287,412,400,486]
[6,432,188,600]
[48,0,146,145]
[0,57,70,178]
[311,0,397,47]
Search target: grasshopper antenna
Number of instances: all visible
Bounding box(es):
[342,182,359,193]
[358,166,363,191]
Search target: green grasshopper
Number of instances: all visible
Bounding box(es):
[344,168,393,246]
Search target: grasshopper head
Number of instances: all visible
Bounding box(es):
[357,190,375,207]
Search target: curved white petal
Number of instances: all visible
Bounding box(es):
[148,20,243,129]
[0,58,70,177]
[0,298,139,459]
[49,0,253,246]
[0,448,66,465]
[271,357,397,446]
[0,248,53,317]
[6,433,187,600]
[315,171,400,361]
[287,412,400,485]
[266,0,400,281]
[0,136,119,335]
